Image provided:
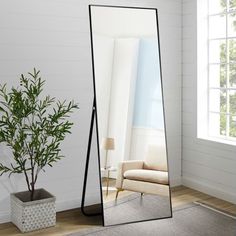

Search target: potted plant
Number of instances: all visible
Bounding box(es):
[0,69,78,232]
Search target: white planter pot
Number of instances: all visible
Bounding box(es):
[10,188,56,233]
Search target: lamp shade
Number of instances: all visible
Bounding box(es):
[101,137,115,150]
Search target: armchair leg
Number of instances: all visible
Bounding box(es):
[115,189,123,199]
[115,190,119,199]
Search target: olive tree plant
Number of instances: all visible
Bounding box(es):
[0,69,78,201]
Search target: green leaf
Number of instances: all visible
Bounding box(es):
[0,68,78,191]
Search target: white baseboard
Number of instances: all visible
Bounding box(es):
[56,198,81,213]
[182,176,236,204]
[0,211,10,224]
[0,194,100,224]
[56,194,100,213]
[170,176,182,187]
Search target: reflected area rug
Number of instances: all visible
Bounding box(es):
[103,193,171,225]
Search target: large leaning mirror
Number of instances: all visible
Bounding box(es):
[89,5,172,226]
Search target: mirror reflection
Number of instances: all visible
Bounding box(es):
[90,5,172,226]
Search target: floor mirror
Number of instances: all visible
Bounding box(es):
[88,4,172,226]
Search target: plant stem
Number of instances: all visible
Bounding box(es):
[30,155,35,201]
[23,170,31,192]
[30,182,35,201]
[24,138,35,201]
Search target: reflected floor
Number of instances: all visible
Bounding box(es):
[102,178,171,225]
[103,193,171,226]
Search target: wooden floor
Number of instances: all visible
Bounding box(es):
[0,186,235,236]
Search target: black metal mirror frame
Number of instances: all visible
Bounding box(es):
[81,4,173,227]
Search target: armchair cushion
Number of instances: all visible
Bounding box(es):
[115,160,144,189]
[144,144,167,171]
[124,169,168,185]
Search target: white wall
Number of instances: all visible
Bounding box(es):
[182,0,236,204]
[107,38,139,166]
[130,128,165,161]
[0,0,100,223]
[92,35,114,168]
[0,0,182,223]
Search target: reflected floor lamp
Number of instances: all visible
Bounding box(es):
[102,137,115,170]
[101,138,115,196]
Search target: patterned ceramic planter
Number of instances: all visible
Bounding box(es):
[10,188,56,233]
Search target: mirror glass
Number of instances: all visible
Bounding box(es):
[89,5,172,226]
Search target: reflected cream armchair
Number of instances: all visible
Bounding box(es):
[115,145,169,198]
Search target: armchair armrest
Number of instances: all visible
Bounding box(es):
[116,160,144,189]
